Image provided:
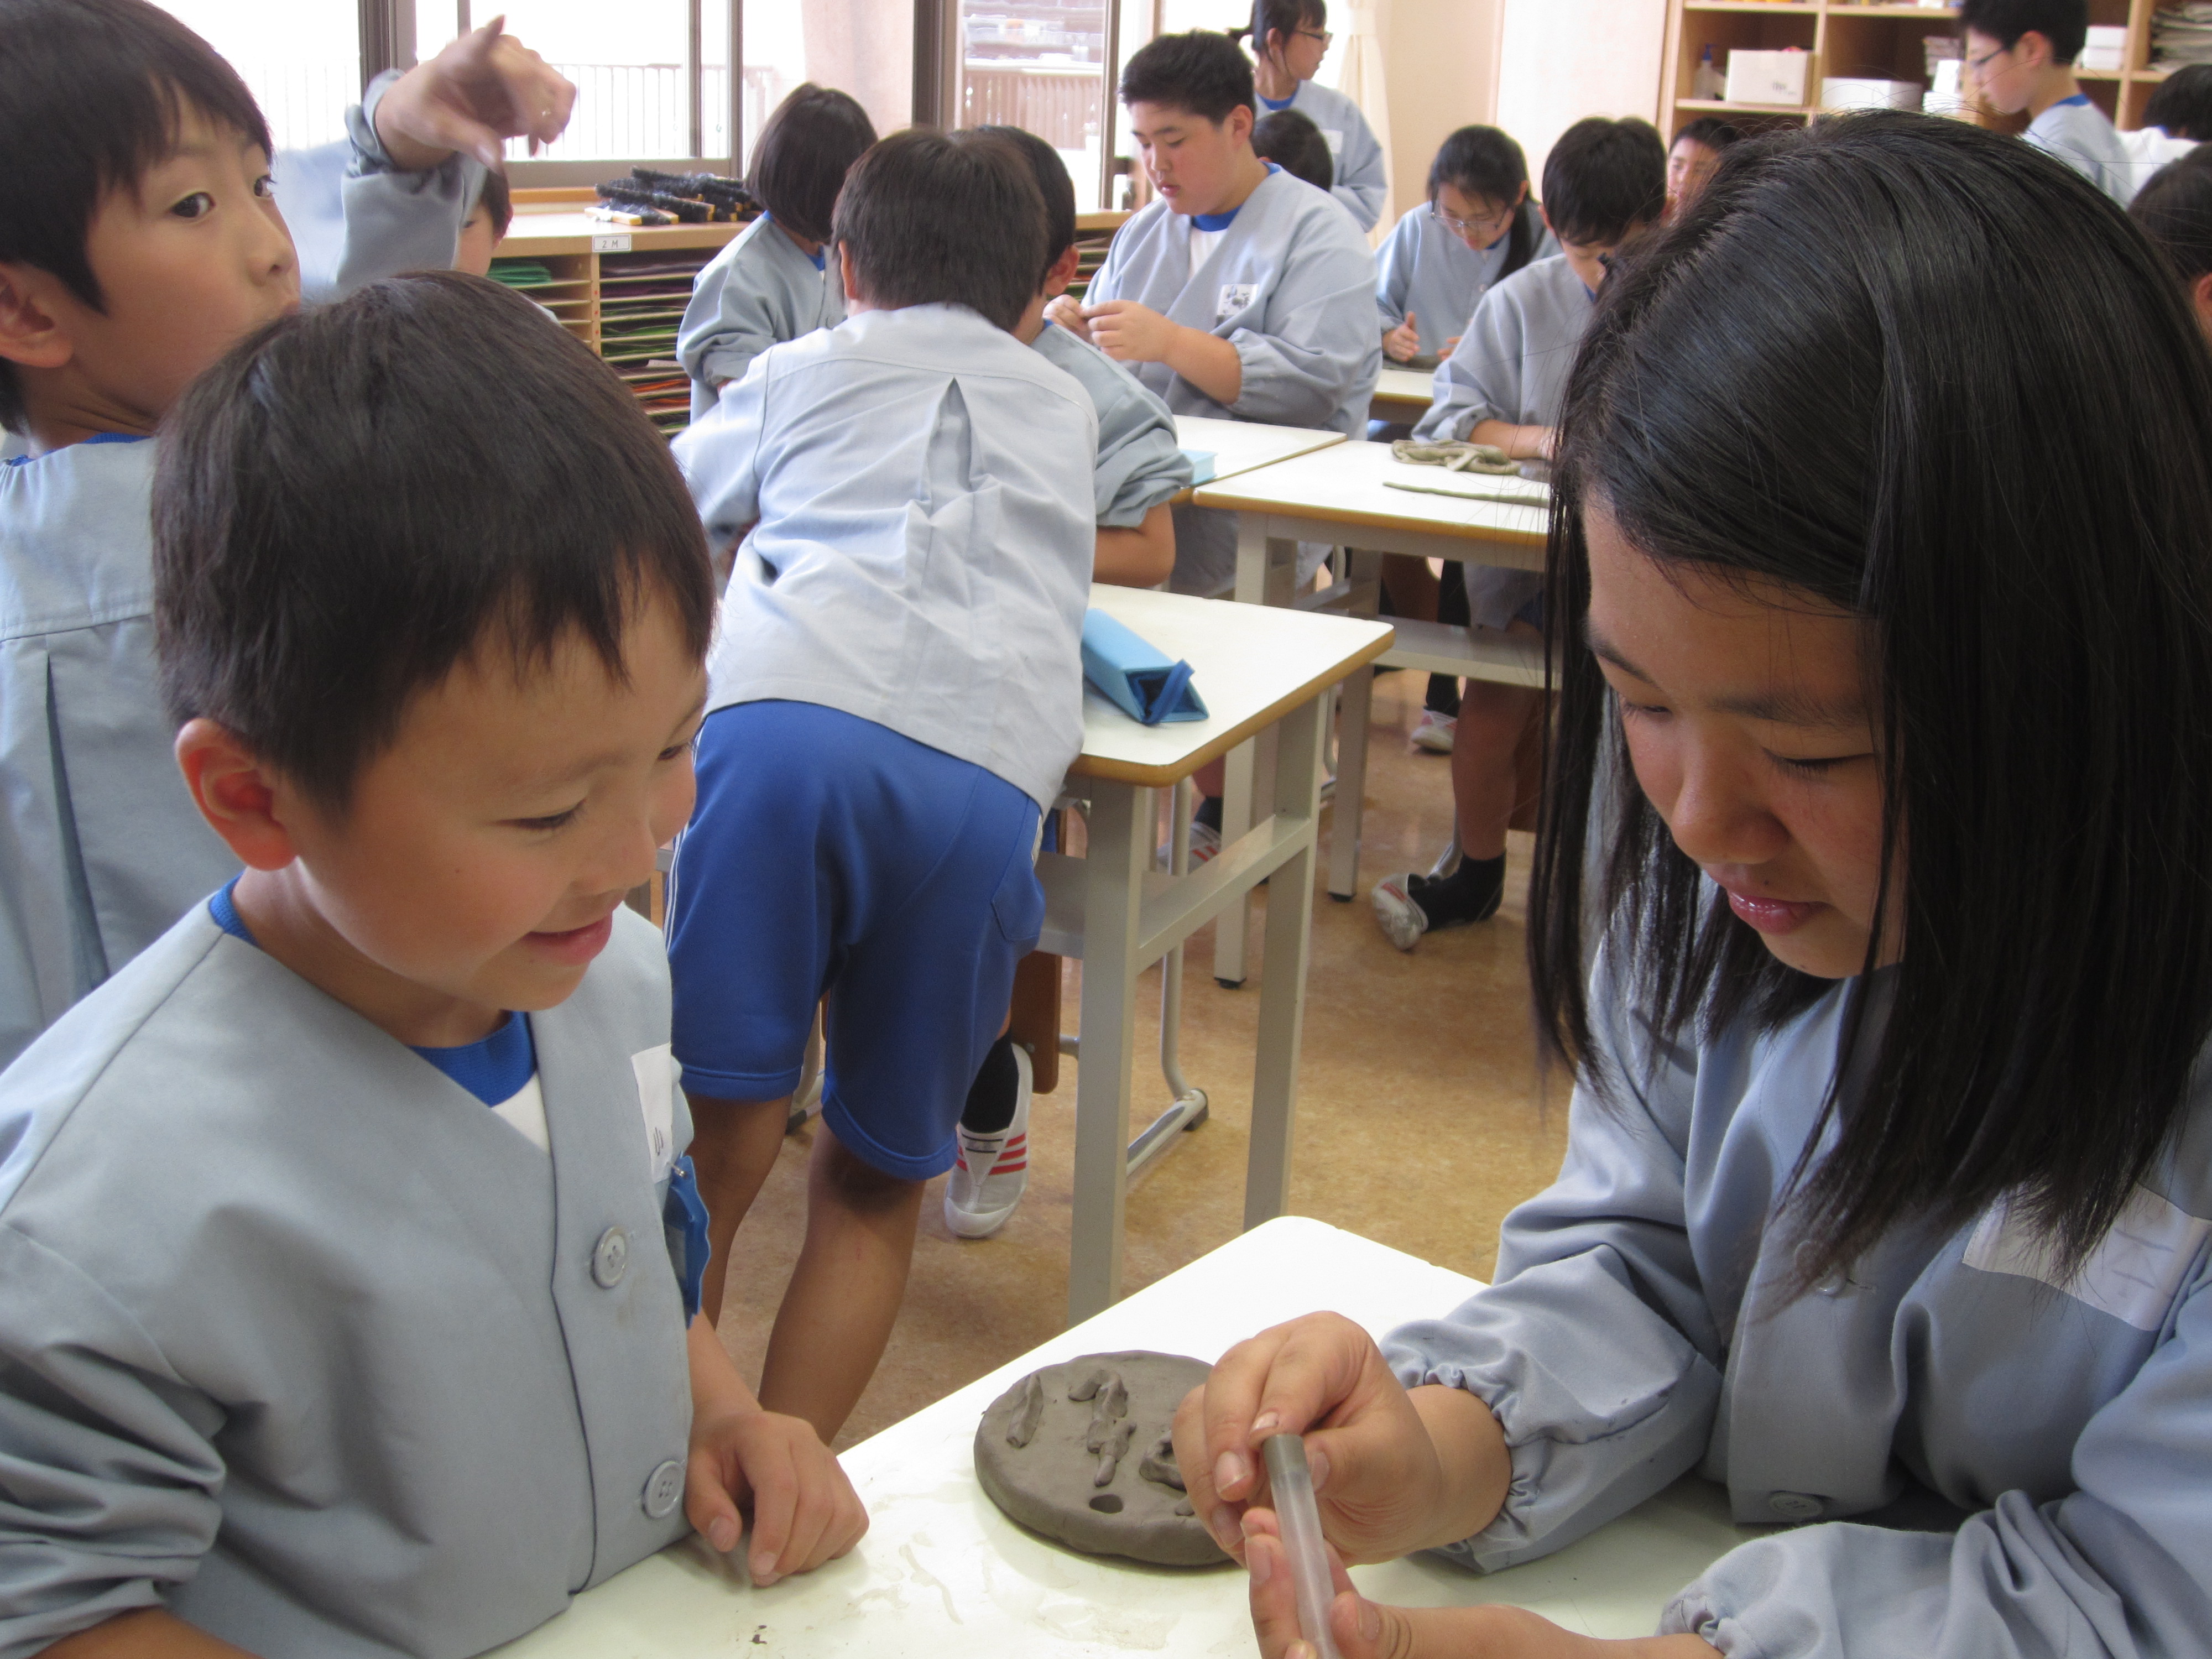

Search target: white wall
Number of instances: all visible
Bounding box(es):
[1494,0,1667,187]
[1380,0,1505,225]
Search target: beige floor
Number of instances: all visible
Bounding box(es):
[711,669,1571,1452]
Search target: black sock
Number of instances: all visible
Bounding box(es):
[961,1035,1021,1134]
[1194,794,1223,833]
[1418,853,1506,922]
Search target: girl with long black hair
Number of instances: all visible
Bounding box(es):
[1180,110,2212,1659]
[1233,0,1386,230]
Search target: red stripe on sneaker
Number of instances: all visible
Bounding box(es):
[992,1160,1027,1174]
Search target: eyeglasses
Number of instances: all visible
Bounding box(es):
[1295,27,1332,47]
[1430,203,1516,239]
[1965,43,2011,75]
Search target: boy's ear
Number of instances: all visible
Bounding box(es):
[2193,271,2212,338]
[1538,202,1554,237]
[2016,29,2053,70]
[0,265,75,373]
[838,242,860,306]
[175,718,305,872]
[1042,243,1083,300]
[1227,104,1255,148]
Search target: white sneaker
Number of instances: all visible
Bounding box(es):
[944,1044,1033,1239]
[1411,711,1457,754]
[1157,819,1223,870]
[1370,873,1430,952]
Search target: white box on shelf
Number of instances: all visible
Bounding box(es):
[1725,48,1809,107]
[1821,76,1924,111]
[2081,24,2127,72]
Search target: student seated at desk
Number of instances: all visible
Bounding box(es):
[1963,0,2137,205]
[1373,116,1662,949]
[2131,146,2212,335]
[1253,107,1335,195]
[0,0,572,1072]
[1050,28,1378,598]
[0,273,864,1659]
[1184,111,2212,1659]
[1663,116,1739,221]
[677,84,876,425]
[670,130,1096,1441]
[1235,0,1386,231]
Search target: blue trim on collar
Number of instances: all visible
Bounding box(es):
[1259,92,1295,111]
[208,875,254,943]
[2054,93,2091,107]
[764,212,828,271]
[5,431,150,466]
[1191,164,1280,232]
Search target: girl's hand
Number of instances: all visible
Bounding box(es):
[1171,1313,1509,1566]
[1383,315,1423,363]
[685,1404,868,1585]
[1044,294,1094,343]
[1241,1510,1721,1659]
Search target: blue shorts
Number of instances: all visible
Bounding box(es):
[666,701,1044,1181]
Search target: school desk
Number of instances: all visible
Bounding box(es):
[1191,441,1550,919]
[487,1216,1756,1658]
[1047,585,1390,1320]
[1368,364,1438,425]
[1171,415,1345,502]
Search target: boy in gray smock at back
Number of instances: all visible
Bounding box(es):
[1961,0,2136,204]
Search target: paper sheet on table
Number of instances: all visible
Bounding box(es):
[1081,609,1208,725]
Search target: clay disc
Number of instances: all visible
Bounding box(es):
[973,1350,1230,1567]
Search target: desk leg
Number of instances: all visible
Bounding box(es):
[1327,550,1382,901]
[1245,694,1324,1231]
[1070,778,1149,1324]
[1218,528,1297,988]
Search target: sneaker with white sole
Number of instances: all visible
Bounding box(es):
[1157,819,1222,870]
[1370,858,1505,952]
[945,1044,1033,1238]
[1410,711,1457,753]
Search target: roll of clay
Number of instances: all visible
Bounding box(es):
[973,1350,1232,1568]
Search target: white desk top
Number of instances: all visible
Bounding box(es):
[1073,584,1391,786]
[491,1218,1751,1657]
[1175,415,1345,487]
[1193,437,1551,555]
[1372,366,1437,406]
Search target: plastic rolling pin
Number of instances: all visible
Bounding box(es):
[1261,1432,1344,1659]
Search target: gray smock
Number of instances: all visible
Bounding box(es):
[1375,201,1556,359]
[1084,167,1379,596]
[675,302,1098,813]
[0,100,494,1073]
[676,215,843,423]
[1384,952,2212,1659]
[1032,319,1193,530]
[0,905,697,1658]
[2027,94,2138,206]
[1262,79,1387,230]
[1412,253,1593,629]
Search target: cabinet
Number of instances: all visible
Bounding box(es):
[1661,1,2176,138]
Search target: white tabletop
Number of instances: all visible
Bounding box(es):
[1193,439,1551,559]
[1175,415,1345,487]
[1372,366,1437,406]
[1074,584,1391,785]
[491,1218,1751,1657]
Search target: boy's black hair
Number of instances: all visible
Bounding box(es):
[2131,147,2212,282]
[0,0,270,433]
[472,168,514,239]
[154,273,714,810]
[1541,116,1666,245]
[1254,109,1334,191]
[2144,63,2212,141]
[747,83,878,246]
[1957,0,2089,64]
[1121,31,1257,126]
[1536,111,2212,1298]
[976,126,1076,289]
[831,128,1046,332]
[1231,0,1327,60]
[1430,124,1537,276]
[1672,116,1743,152]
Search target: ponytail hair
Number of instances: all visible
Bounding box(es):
[1232,0,1326,61]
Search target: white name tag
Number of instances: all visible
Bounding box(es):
[1964,1185,2210,1331]
[1318,127,1344,155]
[1216,282,1256,324]
[630,1044,679,1182]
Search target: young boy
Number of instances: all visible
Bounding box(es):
[1049,29,1378,598]
[0,273,863,1657]
[1962,0,2136,204]
[1376,115,1664,949]
[0,0,565,1071]
[1252,107,1335,195]
[668,129,1097,1439]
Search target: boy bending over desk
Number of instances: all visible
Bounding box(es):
[0,274,863,1658]
[669,130,1097,1442]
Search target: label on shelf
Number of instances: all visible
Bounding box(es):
[592,231,634,254]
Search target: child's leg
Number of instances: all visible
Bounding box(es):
[755,1124,926,1441]
[686,1091,794,1328]
[1451,665,1541,860]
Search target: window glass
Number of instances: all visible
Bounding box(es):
[955,0,1110,211]
[743,0,914,166]
[156,1,359,152]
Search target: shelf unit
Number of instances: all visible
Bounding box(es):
[1661,0,2179,139]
